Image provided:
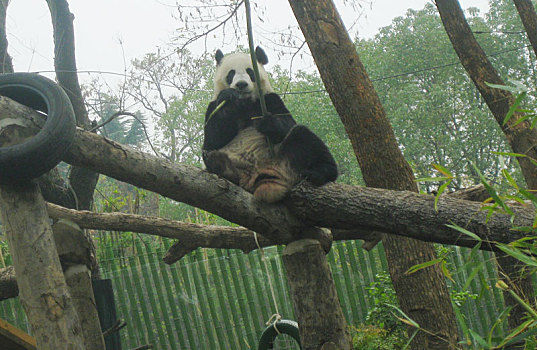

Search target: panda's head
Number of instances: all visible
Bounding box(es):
[213,46,273,101]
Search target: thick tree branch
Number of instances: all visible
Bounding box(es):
[2,97,330,249]
[436,0,537,190]
[4,97,534,257]
[288,182,534,249]
[513,0,537,59]
[0,0,13,74]
[46,0,99,210]
[44,184,528,259]
[436,0,537,330]
[46,202,272,263]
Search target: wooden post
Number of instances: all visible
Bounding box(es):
[282,239,351,350]
[0,181,84,350]
[53,219,106,350]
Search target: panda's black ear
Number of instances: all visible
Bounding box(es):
[215,49,224,65]
[255,46,268,65]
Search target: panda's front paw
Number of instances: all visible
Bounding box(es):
[216,88,240,105]
[256,113,282,141]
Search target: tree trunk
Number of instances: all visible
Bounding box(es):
[0,181,84,350]
[282,239,351,350]
[287,0,459,347]
[436,0,537,332]
[0,0,13,73]
[46,0,99,210]
[513,0,537,59]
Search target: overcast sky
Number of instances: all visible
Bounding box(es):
[5,0,489,84]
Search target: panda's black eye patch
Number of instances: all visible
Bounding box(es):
[226,70,236,85]
[246,68,256,82]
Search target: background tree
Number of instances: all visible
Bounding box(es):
[287,0,460,348]
[436,0,537,333]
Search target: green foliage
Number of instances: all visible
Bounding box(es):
[350,324,407,350]
[364,273,407,334]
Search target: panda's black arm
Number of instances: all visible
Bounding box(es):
[256,93,296,144]
[202,100,239,151]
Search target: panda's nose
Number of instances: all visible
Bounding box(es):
[235,81,248,90]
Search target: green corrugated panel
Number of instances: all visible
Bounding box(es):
[144,242,180,349]
[134,241,169,349]
[196,249,230,349]
[355,243,374,300]
[210,251,242,349]
[215,249,250,347]
[177,251,206,349]
[377,241,390,272]
[234,251,264,328]
[247,253,271,320]
[154,246,189,349]
[105,245,144,347]
[450,247,480,334]
[268,250,294,319]
[162,239,201,348]
[344,240,368,321]
[107,257,137,348]
[337,242,361,324]
[189,250,220,349]
[227,249,257,348]
[127,254,156,346]
[479,250,505,337]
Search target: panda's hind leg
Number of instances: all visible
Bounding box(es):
[278,125,338,185]
[203,150,241,185]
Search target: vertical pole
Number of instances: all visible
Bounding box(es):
[0,181,84,350]
[282,239,351,350]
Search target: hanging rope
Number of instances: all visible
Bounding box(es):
[253,232,282,332]
[244,0,268,117]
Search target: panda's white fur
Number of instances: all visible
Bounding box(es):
[211,51,293,202]
[203,47,338,203]
[212,51,273,101]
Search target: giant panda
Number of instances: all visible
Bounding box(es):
[202,46,338,203]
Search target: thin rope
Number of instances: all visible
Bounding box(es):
[244,0,268,117]
[254,231,282,333]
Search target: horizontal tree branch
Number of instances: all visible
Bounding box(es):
[1,97,330,249]
[288,182,535,250]
[46,202,272,263]
[2,97,535,260]
[46,182,533,260]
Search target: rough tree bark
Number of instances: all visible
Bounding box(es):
[436,0,537,332]
[0,181,84,350]
[43,186,535,256]
[46,0,99,210]
[0,0,13,74]
[5,98,534,255]
[287,0,459,347]
[53,219,105,350]
[513,0,537,58]
[283,240,351,350]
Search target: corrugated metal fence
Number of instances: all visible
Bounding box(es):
[0,238,507,349]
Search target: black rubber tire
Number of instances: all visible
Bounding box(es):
[258,320,302,350]
[0,73,76,184]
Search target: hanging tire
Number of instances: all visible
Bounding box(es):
[258,319,302,350]
[0,73,76,184]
